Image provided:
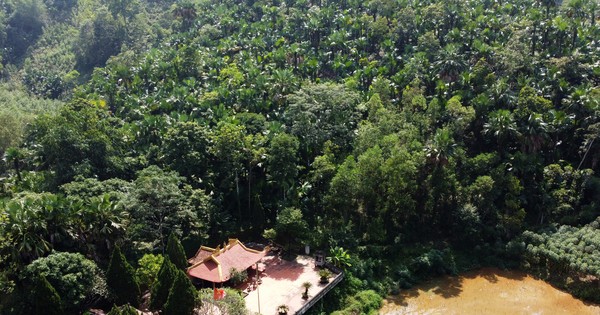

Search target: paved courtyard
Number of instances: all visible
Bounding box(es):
[243,253,335,315]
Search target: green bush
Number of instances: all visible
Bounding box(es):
[330,290,382,315]
[166,233,188,270]
[29,275,63,315]
[410,249,457,278]
[395,264,414,289]
[106,304,138,315]
[24,252,108,313]
[163,270,196,315]
[198,288,247,315]
[228,268,248,286]
[150,259,176,310]
[136,254,164,291]
[106,246,140,307]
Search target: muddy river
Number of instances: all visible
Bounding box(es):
[381,268,600,315]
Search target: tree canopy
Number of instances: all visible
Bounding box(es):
[0,0,599,313]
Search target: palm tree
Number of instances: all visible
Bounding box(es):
[82,194,128,257]
[3,147,24,182]
[173,1,197,31]
[519,113,548,154]
[270,69,298,109]
[425,128,456,167]
[484,109,519,155]
[434,44,467,83]
[301,281,312,299]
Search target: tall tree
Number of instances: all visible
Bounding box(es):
[160,121,210,181]
[150,259,176,311]
[166,233,188,270]
[285,83,360,164]
[106,246,140,307]
[163,270,196,315]
[483,109,519,155]
[267,133,300,201]
[126,166,201,252]
[25,100,125,189]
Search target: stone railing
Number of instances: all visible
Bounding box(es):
[294,270,344,315]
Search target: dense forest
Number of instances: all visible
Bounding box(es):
[0,0,599,313]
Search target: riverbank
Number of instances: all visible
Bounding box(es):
[381,268,600,314]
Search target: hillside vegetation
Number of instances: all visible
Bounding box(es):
[0,0,599,313]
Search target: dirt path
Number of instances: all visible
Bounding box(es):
[381,268,600,315]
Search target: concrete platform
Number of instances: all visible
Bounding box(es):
[243,253,341,315]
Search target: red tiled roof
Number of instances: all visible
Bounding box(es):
[188,246,213,265]
[187,239,269,283]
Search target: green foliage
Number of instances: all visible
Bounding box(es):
[2,0,600,311]
[330,290,382,315]
[106,246,140,307]
[328,247,352,269]
[522,217,600,302]
[198,288,247,315]
[0,84,62,156]
[106,304,139,315]
[524,217,600,277]
[4,0,47,63]
[267,132,299,200]
[286,83,360,161]
[166,233,188,270]
[163,269,196,315]
[24,252,107,313]
[160,121,210,181]
[228,268,248,286]
[410,249,458,277]
[25,100,126,188]
[542,163,593,224]
[21,23,78,98]
[126,166,209,252]
[275,207,309,251]
[150,258,176,311]
[318,269,332,282]
[136,254,164,292]
[262,228,277,244]
[0,193,70,263]
[29,275,63,315]
[61,177,132,202]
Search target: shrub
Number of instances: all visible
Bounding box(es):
[319,269,332,283]
[198,288,247,315]
[229,268,248,286]
[150,259,177,310]
[136,254,164,292]
[166,233,188,270]
[29,275,63,315]
[411,249,457,278]
[395,264,414,289]
[107,304,138,315]
[163,270,196,315]
[106,246,140,307]
[330,290,382,315]
[24,252,108,313]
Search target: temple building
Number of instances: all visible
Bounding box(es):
[187,238,269,284]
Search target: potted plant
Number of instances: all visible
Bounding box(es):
[318,269,331,284]
[277,304,289,314]
[301,281,312,299]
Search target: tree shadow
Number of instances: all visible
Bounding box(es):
[260,255,305,281]
[387,274,465,307]
[385,268,531,308]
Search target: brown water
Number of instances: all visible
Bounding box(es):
[381,268,600,315]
